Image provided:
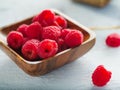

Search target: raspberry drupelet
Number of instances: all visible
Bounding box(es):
[26,22,42,40]
[7,31,24,50]
[37,39,58,59]
[17,24,28,37]
[54,15,67,29]
[32,9,55,27]
[22,39,40,61]
[42,26,61,41]
[65,29,84,48]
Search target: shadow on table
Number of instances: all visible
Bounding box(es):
[90,86,109,90]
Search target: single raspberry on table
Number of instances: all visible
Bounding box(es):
[92,65,112,87]
[37,39,58,59]
[32,9,55,27]
[22,39,40,61]
[42,26,61,41]
[65,29,84,48]
[26,22,42,40]
[7,31,24,50]
[54,15,67,29]
[17,24,28,37]
[106,33,120,47]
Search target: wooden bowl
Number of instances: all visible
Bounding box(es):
[0,9,96,76]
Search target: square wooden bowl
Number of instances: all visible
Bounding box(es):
[0,9,96,76]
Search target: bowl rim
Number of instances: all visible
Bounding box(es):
[0,9,96,65]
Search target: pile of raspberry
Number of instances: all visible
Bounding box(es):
[7,9,84,61]
[6,9,114,87]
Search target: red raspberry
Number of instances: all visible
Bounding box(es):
[17,24,28,37]
[32,9,55,27]
[57,38,68,52]
[26,22,42,40]
[52,21,62,29]
[22,39,40,61]
[7,31,24,50]
[92,65,112,87]
[61,29,71,39]
[106,33,120,47]
[54,15,67,29]
[23,37,30,45]
[65,30,84,48]
[42,26,61,41]
[32,14,39,22]
[37,39,58,59]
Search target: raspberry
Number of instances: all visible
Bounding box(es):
[23,37,30,45]
[65,30,84,48]
[106,33,120,47]
[22,39,40,61]
[32,14,39,22]
[37,39,58,59]
[42,26,61,41]
[17,24,28,37]
[61,29,71,39]
[54,15,67,29]
[57,38,68,52]
[33,9,55,27]
[7,31,24,50]
[52,21,62,29]
[26,22,42,40]
[92,65,112,87]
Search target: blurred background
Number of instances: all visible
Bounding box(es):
[0,0,120,28]
[1,0,120,90]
